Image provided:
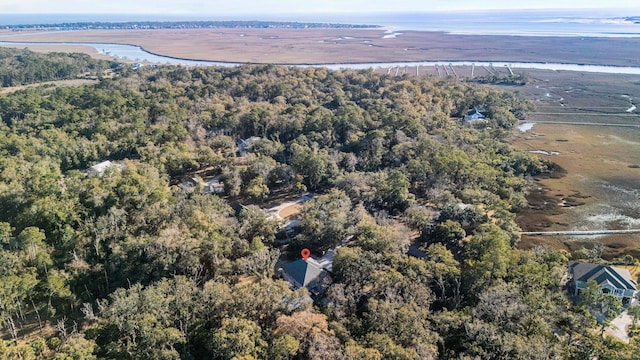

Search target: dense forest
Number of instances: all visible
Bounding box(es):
[0,48,113,87]
[0,48,636,359]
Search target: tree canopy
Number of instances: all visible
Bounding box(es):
[0,48,626,359]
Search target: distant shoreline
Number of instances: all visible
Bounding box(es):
[1,20,382,31]
[1,10,639,36]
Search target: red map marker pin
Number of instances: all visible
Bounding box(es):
[301,248,310,261]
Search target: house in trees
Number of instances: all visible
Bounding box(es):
[279,250,334,295]
[179,177,199,192]
[464,109,486,122]
[237,136,262,156]
[204,176,224,194]
[179,176,224,194]
[87,160,122,176]
[570,261,638,305]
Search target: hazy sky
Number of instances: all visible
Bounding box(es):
[3,0,640,14]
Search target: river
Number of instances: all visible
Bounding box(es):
[3,41,640,75]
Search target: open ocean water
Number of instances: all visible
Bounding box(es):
[322,9,640,37]
[1,9,639,37]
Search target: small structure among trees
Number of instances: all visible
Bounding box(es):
[464,108,486,122]
[237,136,262,156]
[86,160,122,176]
[279,251,334,295]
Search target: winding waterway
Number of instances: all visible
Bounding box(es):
[3,41,640,75]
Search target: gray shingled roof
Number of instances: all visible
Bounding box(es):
[282,258,324,287]
[569,261,638,290]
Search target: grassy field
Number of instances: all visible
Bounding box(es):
[504,70,640,259]
[1,28,640,66]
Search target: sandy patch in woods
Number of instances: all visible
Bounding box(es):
[2,28,640,66]
[278,204,302,219]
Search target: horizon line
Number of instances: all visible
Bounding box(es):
[2,8,640,15]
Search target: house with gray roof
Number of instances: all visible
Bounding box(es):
[237,136,262,156]
[204,176,224,194]
[179,175,224,194]
[464,109,486,122]
[570,261,638,305]
[279,250,334,295]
